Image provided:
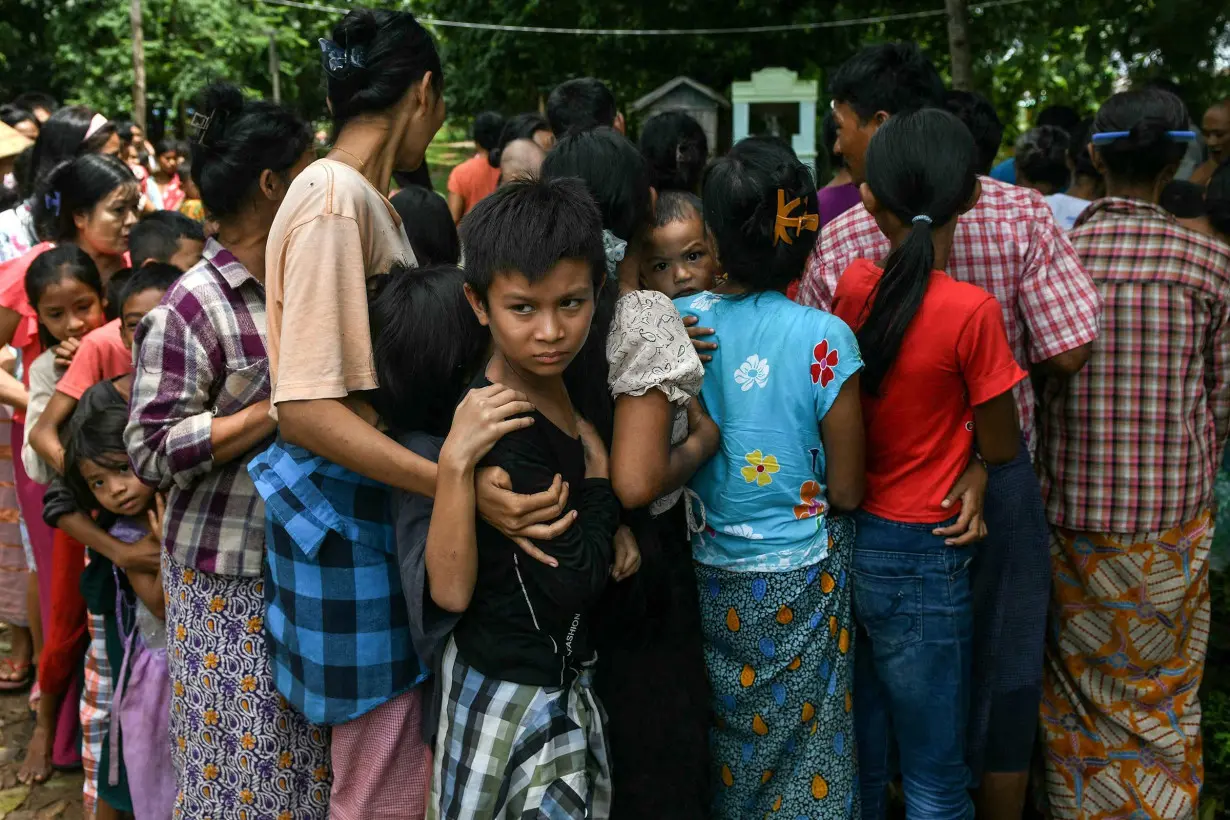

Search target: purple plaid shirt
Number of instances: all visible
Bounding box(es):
[1039,198,1230,533]
[125,238,272,577]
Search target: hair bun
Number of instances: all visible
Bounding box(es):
[333,8,380,49]
[193,83,245,147]
[1125,116,1174,150]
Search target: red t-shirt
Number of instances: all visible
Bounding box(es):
[56,319,132,400]
[446,154,500,217]
[833,259,1026,523]
[0,243,54,422]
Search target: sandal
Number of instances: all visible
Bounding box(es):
[28,682,40,713]
[0,658,32,693]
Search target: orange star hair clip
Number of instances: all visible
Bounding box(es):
[774,189,819,246]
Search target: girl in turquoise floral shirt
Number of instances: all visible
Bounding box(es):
[675,137,864,820]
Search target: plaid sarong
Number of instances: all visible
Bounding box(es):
[81,611,112,820]
[250,438,427,726]
[428,638,612,820]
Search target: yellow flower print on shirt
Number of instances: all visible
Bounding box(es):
[741,450,779,486]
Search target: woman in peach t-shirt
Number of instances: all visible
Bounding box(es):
[254,10,569,819]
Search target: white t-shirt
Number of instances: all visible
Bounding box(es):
[1046,193,1092,232]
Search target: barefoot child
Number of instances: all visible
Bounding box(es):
[393,178,621,819]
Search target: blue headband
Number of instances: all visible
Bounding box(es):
[1091,130,1197,146]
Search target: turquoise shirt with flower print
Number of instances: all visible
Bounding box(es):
[674,290,862,573]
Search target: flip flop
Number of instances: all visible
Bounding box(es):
[28,682,40,713]
[0,658,32,693]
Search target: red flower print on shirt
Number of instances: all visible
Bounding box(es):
[810,340,840,387]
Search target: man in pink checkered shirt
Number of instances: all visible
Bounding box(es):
[797,43,1101,820]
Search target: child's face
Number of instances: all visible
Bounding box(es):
[170,237,204,272]
[641,213,719,299]
[79,455,154,518]
[120,287,167,350]
[37,276,106,343]
[157,150,180,177]
[468,259,595,380]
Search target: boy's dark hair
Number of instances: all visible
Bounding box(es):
[12,92,57,115]
[128,220,180,269]
[639,110,708,193]
[472,111,505,152]
[370,264,486,435]
[105,269,131,322]
[1016,125,1071,190]
[140,209,205,241]
[458,176,605,302]
[1207,161,1230,237]
[1160,180,1207,220]
[390,186,459,265]
[1092,88,1190,185]
[33,153,136,243]
[119,262,179,311]
[0,105,37,133]
[1037,104,1082,136]
[858,108,979,396]
[324,9,443,140]
[62,380,129,513]
[191,83,312,220]
[487,112,550,168]
[829,42,945,123]
[546,78,617,136]
[944,89,1004,175]
[540,126,651,241]
[701,136,817,292]
[29,106,116,194]
[653,190,702,228]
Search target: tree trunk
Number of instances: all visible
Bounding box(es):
[268,32,281,104]
[945,0,973,91]
[130,0,147,129]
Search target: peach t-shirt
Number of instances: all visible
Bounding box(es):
[264,159,416,410]
[56,319,132,400]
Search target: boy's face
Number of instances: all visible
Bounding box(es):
[467,259,596,380]
[79,456,154,517]
[642,213,719,299]
[120,287,167,350]
[170,237,204,272]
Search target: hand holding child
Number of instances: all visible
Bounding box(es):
[682,315,718,363]
[440,384,535,472]
[935,458,989,546]
[611,525,641,581]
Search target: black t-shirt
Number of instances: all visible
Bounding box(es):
[448,374,619,687]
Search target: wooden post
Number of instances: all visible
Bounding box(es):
[268,31,281,103]
[945,0,973,92]
[130,0,147,129]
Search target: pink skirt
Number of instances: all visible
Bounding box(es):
[329,688,430,820]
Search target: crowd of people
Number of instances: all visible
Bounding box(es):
[0,7,1225,820]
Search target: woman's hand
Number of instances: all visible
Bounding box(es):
[439,384,535,473]
[476,469,573,568]
[577,417,609,480]
[934,458,989,546]
[611,525,641,582]
[53,337,83,369]
[682,315,718,363]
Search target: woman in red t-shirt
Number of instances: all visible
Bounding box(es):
[831,108,1026,820]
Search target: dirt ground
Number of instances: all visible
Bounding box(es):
[0,628,83,820]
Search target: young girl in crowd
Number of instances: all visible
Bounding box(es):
[64,380,174,820]
[390,184,460,265]
[1038,88,1230,820]
[126,81,328,820]
[15,245,107,793]
[392,177,620,820]
[542,127,717,819]
[253,11,568,819]
[830,108,1025,820]
[143,138,183,212]
[675,137,865,819]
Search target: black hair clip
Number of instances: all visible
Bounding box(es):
[319,38,367,80]
[189,110,214,144]
[44,191,61,217]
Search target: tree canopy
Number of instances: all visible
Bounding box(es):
[1,0,1226,145]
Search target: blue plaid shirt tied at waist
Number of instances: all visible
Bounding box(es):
[248,437,427,726]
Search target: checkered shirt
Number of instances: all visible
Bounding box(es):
[799,177,1102,453]
[249,438,427,726]
[1038,198,1230,533]
[127,238,272,577]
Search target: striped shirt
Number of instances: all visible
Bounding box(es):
[1039,198,1230,533]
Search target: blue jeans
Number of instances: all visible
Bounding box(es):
[852,511,975,820]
